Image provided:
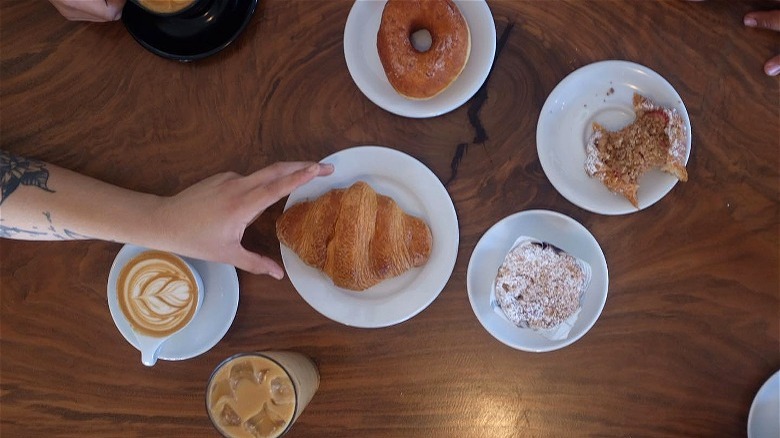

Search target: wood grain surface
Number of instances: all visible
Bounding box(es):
[1,0,778,436]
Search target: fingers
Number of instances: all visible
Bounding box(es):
[261,164,322,205]
[743,11,780,76]
[50,0,123,21]
[744,10,780,32]
[246,162,333,187]
[246,162,334,209]
[315,162,335,177]
[764,54,780,77]
[232,248,285,279]
[109,0,127,14]
[103,0,124,20]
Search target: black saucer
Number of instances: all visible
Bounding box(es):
[122,0,259,62]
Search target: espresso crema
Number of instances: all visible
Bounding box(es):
[117,251,199,338]
[136,0,196,14]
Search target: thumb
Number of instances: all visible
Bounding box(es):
[765,54,780,76]
[744,11,780,32]
[231,248,285,279]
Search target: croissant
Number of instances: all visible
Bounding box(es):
[276,181,432,291]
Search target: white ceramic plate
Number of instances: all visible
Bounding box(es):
[748,370,780,438]
[537,60,692,215]
[281,146,459,328]
[344,0,496,118]
[107,244,239,362]
[467,210,608,352]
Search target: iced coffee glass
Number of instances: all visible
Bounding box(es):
[206,351,319,438]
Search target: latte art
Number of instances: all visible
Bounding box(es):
[117,251,200,338]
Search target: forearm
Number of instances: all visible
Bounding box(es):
[1,150,334,276]
[1,151,166,246]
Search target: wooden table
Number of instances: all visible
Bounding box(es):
[2,0,778,436]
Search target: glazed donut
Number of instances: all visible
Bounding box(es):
[377,0,471,100]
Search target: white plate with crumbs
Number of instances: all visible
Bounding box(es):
[280,146,459,328]
[466,210,608,352]
[344,0,496,118]
[536,60,691,214]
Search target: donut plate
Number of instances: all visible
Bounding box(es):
[344,0,496,118]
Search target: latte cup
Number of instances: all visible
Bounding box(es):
[115,250,204,366]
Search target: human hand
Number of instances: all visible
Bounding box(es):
[154,162,334,278]
[49,0,126,22]
[683,1,779,76]
[743,10,780,76]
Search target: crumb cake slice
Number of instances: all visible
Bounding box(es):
[585,93,688,208]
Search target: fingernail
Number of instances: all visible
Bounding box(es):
[766,64,780,76]
[744,17,757,27]
[267,265,284,279]
[320,163,334,171]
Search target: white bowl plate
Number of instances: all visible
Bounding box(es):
[467,210,608,352]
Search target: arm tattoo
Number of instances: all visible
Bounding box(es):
[0,152,94,241]
[43,211,93,240]
[0,213,93,240]
[0,220,49,238]
[1,150,55,205]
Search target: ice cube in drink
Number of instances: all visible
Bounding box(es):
[243,403,287,437]
[219,403,242,428]
[269,376,295,406]
[229,359,258,391]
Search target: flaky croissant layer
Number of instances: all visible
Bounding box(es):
[277,181,432,291]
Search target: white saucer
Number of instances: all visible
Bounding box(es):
[107,244,239,362]
[281,146,459,328]
[537,60,692,214]
[344,0,496,118]
[466,210,608,352]
[748,370,780,438]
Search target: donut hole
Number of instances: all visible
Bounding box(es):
[410,28,433,53]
